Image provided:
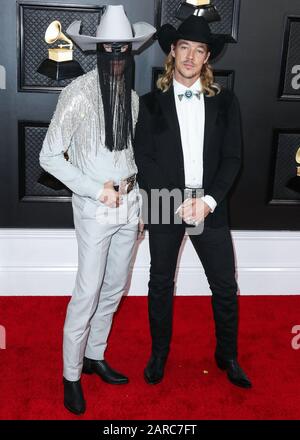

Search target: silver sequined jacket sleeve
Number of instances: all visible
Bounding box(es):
[39,86,103,200]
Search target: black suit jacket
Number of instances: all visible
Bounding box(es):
[133,86,242,232]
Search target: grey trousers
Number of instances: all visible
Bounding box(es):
[63,190,139,381]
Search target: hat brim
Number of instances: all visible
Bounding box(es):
[67,21,156,52]
[157,24,225,60]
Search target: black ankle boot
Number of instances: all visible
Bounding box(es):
[215,354,252,389]
[82,357,129,384]
[144,354,167,385]
[63,377,86,415]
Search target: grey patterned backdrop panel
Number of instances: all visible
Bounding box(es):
[214,70,234,89]
[279,17,300,100]
[19,2,103,92]
[155,0,240,42]
[270,130,300,205]
[19,122,71,201]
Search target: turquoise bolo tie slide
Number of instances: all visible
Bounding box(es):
[178,90,201,101]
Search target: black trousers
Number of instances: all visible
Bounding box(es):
[148,226,238,360]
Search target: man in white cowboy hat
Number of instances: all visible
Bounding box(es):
[134,15,252,389]
[39,5,155,415]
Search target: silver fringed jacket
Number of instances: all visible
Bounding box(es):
[39,69,139,200]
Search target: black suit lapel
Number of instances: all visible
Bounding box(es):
[157,86,185,187]
[203,94,218,180]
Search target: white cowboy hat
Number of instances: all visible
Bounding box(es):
[66,4,156,52]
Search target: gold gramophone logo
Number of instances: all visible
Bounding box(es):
[176,0,220,22]
[286,147,300,193]
[45,20,74,62]
[187,0,211,6]
[37,19,84,81]
[296,147,300,177]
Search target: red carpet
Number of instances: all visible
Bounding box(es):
[0,296,300,420]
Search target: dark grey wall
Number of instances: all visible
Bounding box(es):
[0,0,300,228]
[220,0,300,229]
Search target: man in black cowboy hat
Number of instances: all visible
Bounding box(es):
[134,15,252,389]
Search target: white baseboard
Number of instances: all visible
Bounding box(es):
[0,229,300,296]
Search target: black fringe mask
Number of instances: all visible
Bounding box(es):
[97,46,134,152]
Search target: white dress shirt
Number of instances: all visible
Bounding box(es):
[173,78,217,212]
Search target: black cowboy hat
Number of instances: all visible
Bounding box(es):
[157,15,225,60]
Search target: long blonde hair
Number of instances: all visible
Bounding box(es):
[157,51,221,97]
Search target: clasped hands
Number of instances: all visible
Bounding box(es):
[176,197,211,226]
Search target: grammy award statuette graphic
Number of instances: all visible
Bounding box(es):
[37,20,84,81]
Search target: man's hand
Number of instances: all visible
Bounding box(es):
[177,198,211,225]
[99,180,121,208]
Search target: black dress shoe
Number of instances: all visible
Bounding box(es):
[63,377,86,415]
[144,354,167,385]
[82,357,129,384]
[215,355,252,389]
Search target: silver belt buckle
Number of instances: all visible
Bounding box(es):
[119,174,136,194]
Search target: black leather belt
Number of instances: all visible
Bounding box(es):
[113,174,137,193]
